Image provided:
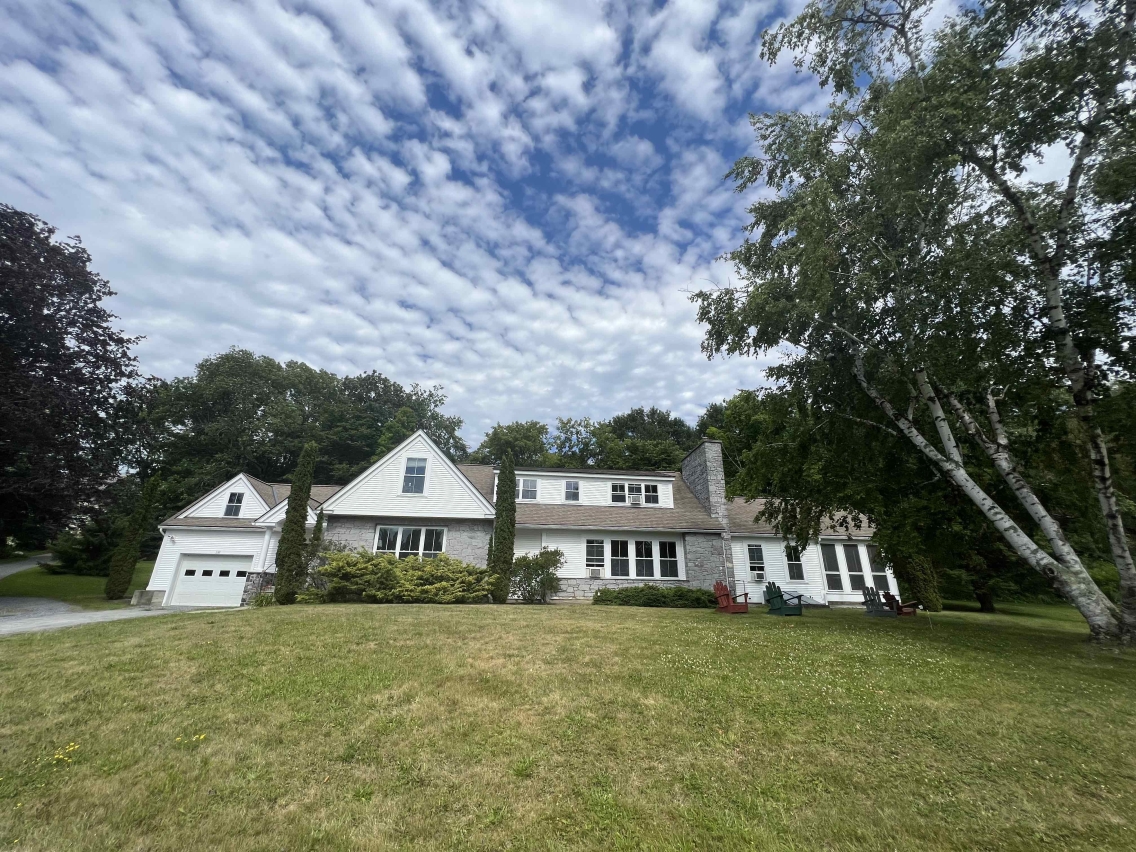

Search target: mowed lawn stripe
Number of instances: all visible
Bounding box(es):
[0,604,1133,851]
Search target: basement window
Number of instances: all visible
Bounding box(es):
[224,492,243,517]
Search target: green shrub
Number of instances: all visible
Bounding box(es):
[592,584,716,608]
[46,516,118,576]
[248,592,276,608]
[315,551,493,604]
[511,549,563,603]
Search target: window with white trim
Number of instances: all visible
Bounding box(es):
[786,545,806,582]
[644,484,659,504]
[821,543,843,590]
[843,543,866,591]
[659,541,679,577]
[565,480,580,502]
[747,544,765,581]
[375,526,445,559]
[586,539,604,569]
[224,492,243,517]
[611,483,626,503]
[610,540,629,576]
[402,458,426,494]
[628,483,643,504]
[635,540,654,577]
[866,544,890,591]
[516,478,537,500]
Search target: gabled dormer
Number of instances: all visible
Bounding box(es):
[179,473,271,520]
[493,469,676,508]
[320,430,495,519]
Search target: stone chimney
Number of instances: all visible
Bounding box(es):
[681,439,734,584]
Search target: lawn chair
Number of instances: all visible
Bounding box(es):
[862,587,898,617]
[713,580,749,614]
[882,591,920,616]
[764,581,804,616]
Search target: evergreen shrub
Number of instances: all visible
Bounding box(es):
[592,585,716,608]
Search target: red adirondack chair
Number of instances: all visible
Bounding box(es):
[882,591,920,616]
[714,580,749,614]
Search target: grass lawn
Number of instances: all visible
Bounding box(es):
[1,603,1134,851]
[0,561,154,610]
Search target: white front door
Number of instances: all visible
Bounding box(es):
[168,555,253,607]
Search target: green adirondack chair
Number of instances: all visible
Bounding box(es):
[764,581,804,616]
[862,587,898,617]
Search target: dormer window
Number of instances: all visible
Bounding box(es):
[402,458,427,494]
[611,483,626,503]
[644,484,659,504]
[628,484,643,505]
[565,480,580,502]
[224,492,243,517]
[516,478,537,500]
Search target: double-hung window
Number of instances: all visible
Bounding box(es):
[611,483,626,503]
[565,480,580,502]
[843,543,867,591]
[786,545,806,582]
[516,478,537,500]
[659,541,679,577]
[747,544,765,582]
[628,483,643,503]
[644,484,659,504]
[821,543,843,590]
[610,540,629,576]
[375,526,445,559]
[224,492,243,517]
[866,545,890,591]
[402,458,427,494]
[635,541,654,577]
[586,539,605,570]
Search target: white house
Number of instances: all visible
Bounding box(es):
[146,430,897,607]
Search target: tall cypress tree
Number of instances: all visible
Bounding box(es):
[274,442,317,605]
[105,476,161,599]
[488,452,516,603]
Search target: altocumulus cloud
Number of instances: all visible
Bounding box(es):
[0,0,817,440]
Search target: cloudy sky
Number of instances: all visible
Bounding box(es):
[1,0,821,442]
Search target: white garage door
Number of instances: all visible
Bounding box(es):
[169,555,254,607]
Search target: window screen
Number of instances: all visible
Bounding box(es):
[610,540,629,576]
[402,458,427,493]
[821,543,843,590]
[224,492,243,517]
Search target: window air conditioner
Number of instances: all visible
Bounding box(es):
[588,567,603,578]
[629,494,642,506]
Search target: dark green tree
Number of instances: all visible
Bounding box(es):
[374,407,419,459]
[104,476,161,599]
[274,442,318,605]
[1,205,140,555]
[488,452,516,603]
[471,421,551,466]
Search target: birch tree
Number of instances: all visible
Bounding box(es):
[695,0,1135,641]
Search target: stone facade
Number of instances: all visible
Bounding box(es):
[240,570,275,605]
[680,440,734,585]
[324,516,493,566]
[681,533,728,589]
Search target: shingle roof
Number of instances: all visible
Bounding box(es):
[727,498,875,539]
[160,516,261,529]
[163,477,343,527]
[457,464,495,503]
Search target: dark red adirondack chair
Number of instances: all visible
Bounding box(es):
[714,580,749,614]
[882,591,920,616]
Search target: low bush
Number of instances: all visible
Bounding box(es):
[248,592,276,608]
[592,584,716,608]
[511,549,563,603]
[314,551,493,604]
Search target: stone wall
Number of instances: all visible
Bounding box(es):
[324,516,493,567]
[682,533,728,588]
[552,576,691,600]
[680,440,735,585]
[240,571,275,605]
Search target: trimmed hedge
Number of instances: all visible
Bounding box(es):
[592,584,717,609]
[312,551,494,604]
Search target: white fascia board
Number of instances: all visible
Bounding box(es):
[177,473,269,519]
[320,429,496,516]
[254,500,317,526]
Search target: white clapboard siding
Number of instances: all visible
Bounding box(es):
[325,435,491,518]
[732,537,827,603]
[506,473,675,508]
[541,530,586,578]
[514,530,543,555]
[186,475,268,519]
[149,528,269,592]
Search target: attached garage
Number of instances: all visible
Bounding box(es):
[168,555,254,607]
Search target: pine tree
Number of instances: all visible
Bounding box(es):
[105,476,161,599]
[488,452,516,603]
[274,442,318,605]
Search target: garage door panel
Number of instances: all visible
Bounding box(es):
[170,555,253,607]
